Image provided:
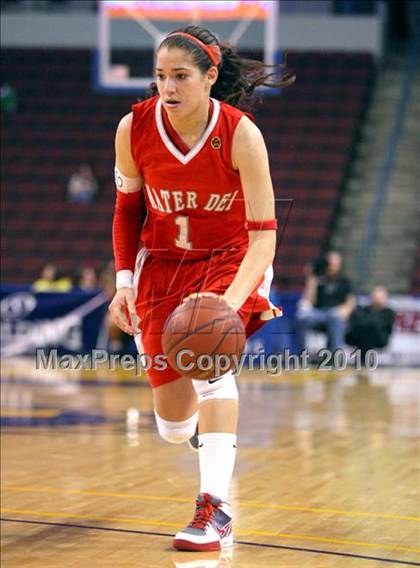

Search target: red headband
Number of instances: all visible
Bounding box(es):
[166,32,222,67]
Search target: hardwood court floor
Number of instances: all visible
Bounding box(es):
[1,359,419,567]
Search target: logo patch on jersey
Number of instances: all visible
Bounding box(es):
[211,136,222,150]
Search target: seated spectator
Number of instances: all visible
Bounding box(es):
[32,263,72,292]
[0,84,18,114]
[295,251,356,354]
[67,164,98,203]
[77,266,98,291]
[346,286,395,365]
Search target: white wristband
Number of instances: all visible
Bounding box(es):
[116,270,134,290]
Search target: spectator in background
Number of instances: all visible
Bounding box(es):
[346,286,395,365]
[1,84,18,114]
[32,263,72,292]
[295,251,356,354]
[67,164,98,203]
[77,266,98,291]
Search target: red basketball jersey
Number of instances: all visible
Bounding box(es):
[130,96,250,259]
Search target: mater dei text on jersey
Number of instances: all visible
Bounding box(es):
[145,184,239,213]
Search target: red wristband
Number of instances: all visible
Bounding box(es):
[112,190,147,272]
[245,219,278,231]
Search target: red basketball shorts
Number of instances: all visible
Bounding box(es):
[133,247,282,388]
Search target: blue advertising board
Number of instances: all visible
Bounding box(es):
[1,285,109,357]
[1,285,299,358]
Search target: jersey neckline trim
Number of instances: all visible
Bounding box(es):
[155,98,221,165]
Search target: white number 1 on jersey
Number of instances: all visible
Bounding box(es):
[175,215,192,250]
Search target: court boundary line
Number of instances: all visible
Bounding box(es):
[5,484,420,523]
[1,518,419,566]
[1,507,419,554]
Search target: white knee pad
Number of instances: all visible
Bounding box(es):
[154,411,198,444]
[192,371,238,404]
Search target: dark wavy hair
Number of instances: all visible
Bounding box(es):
[146,25,295,110]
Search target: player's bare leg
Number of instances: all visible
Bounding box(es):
[153,376,198,421]
[152,377,199,444]
[199,398,238,434]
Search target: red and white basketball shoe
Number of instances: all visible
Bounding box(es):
[173,493,233,552]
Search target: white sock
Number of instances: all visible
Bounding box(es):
[198,432,237,503]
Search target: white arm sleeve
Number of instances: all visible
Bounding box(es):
[114,166,142,193]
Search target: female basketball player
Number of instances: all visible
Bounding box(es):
[109,26,293,552]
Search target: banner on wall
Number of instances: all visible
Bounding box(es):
[0,286,109,358]
[386,296,420,366]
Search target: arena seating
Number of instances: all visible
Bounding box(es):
[1,49,373,289]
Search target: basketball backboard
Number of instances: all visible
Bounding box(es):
[96,0,279,92]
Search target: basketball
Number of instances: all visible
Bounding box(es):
[162,296,246,380]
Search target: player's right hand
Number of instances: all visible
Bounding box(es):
[108,287,140,335]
